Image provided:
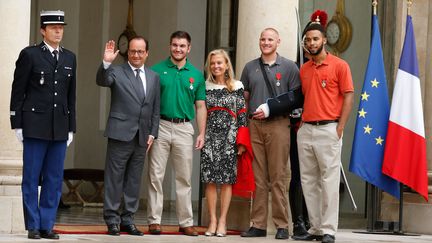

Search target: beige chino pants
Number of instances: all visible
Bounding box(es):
[147,120,194,227]
[248,117,291,230]
[297,122,342,236]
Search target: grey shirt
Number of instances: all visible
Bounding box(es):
[240,54,301,114]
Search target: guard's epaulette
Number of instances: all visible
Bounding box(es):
[24,43,40,50]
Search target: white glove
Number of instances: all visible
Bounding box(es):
[256,103,270,118]
[67,132,74,147]
[15,129,23,144]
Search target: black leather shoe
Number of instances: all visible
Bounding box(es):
[275,228,289,239]
[322,234,335,243]
[240,227,267,237]
[120,224,144,236]
[293,221,308,236]
[107,224,120,236]
[40,230,59,240]
[27,230,41,239]
[292,232,322,241]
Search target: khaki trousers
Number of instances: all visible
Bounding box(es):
[147,120,194,227]
[297,123,341,236]
[248,117,290,229]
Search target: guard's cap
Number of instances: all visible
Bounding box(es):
[303,10,327,37]
[40,10,66,26]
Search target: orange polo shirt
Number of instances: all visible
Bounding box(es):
[300,53,354,122]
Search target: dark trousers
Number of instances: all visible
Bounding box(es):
[289,120,309,226]
[103,134,146,225]
[22,138,66,230]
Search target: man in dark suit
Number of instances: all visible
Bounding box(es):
[9,10,76,240]
[96,36,160,236]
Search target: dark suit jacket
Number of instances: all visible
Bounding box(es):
[10,42,76,140]
[96,63,160,147]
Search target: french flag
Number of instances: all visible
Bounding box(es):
[382,15,428,201]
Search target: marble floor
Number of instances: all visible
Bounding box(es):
[55,205,195,225]
[0,207,430,242]
[1,229,432,242]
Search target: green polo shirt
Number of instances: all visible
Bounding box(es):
[152,57,206,120]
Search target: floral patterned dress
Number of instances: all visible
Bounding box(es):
[200,80,247,184]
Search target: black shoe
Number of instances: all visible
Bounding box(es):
[40,230,59,240]
[120,224,144,236]
[107,224,120,236]
[293,221,308,236]
[292,232,322,241]
[322,234,335,243]
[275,228,289,239]
[27,230,41,239]
[240,227,267,237]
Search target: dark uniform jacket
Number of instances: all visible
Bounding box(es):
[10,42,76,141]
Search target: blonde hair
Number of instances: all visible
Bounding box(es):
[205,49,235,92]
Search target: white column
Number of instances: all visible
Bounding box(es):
[235,0,299,77]
[235,0,299,234]
[0,0,30,233]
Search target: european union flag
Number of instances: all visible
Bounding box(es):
[349,15,400,199]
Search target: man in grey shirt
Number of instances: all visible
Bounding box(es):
[240,27,301,240]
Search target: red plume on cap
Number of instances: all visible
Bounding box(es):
[310,10,328,27]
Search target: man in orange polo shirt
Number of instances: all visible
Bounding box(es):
[293,21,354,243]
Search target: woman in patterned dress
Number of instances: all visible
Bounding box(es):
[201,49,247,237]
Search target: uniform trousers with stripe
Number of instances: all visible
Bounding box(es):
[22,138,66,231]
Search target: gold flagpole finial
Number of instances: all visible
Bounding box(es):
[407,0,413,16]
[372,0,378,16]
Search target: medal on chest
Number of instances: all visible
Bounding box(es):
[189,77,194,90]
[275,72,282,87]
[40,71,45,85]
[321,80,327,88]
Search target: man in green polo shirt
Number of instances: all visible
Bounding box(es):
[147,31,206,236]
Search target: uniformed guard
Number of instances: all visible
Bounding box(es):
[9,10,76,240]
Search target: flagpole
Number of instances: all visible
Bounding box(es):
[398,183,404,233]
[407,0,412,16]
[364,0,384,233]
[395,0,413,235]
[367,1,379,233]
[366,183,377,231]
